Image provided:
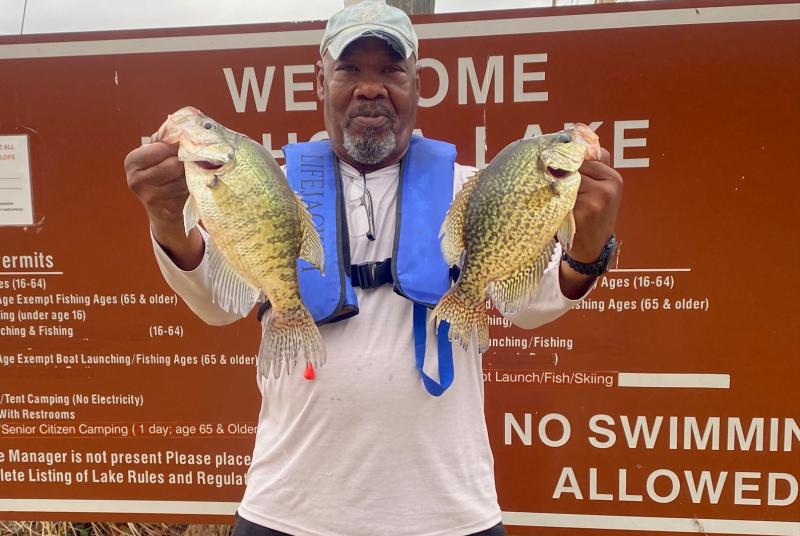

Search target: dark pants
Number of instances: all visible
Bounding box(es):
[232,513,506,536]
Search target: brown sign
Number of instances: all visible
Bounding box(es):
[0,1,798,533]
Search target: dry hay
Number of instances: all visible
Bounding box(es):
[0,522,232,536]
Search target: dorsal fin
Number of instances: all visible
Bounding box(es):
[440,170,481,267]
[294,192,324,274]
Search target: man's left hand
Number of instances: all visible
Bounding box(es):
[559,147,623,298]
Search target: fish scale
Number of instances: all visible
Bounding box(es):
[433,125,600,353]
[153,106,325,380]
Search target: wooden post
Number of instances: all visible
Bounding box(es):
[386,0,436,15]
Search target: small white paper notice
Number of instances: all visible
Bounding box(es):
[0,135,33,225]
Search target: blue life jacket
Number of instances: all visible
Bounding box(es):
[284,135,457,396]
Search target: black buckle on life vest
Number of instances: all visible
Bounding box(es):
[351,258,393,289]
[449,265,461,283]
[256,301,271,322]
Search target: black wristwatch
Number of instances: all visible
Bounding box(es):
[562,234,618,277]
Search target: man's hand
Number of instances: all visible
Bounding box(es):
[559,147,623,299]
[124,142,204,270]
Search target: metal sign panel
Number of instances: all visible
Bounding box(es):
[0,1,798,532]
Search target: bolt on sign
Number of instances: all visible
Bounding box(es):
[0,0,798,533]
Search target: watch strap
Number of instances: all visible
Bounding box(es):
[562,234,617,276]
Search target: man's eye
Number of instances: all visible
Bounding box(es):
[337,65,358,72]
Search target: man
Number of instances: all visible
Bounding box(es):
[125,1,622,535]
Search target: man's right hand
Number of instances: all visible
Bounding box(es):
[124,142,205,270]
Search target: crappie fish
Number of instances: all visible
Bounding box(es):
[432,125,601,352]
[153,106,325,379]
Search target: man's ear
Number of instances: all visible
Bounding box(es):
[415,61,421,94]
[316,60,325,101]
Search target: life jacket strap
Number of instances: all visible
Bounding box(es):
[257,262,462,321]
[255,257,394,322]
[350,258,393,289]
[350,258,462,290]
[413,303,454,396]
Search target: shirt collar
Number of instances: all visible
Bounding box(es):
[338,160,400,181]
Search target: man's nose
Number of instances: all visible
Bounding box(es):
[354,77,388,99]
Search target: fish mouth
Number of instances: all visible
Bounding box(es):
[546,166,574,179]
[572,124,602,162]
[178,142,233,171]
[194,159,225,171]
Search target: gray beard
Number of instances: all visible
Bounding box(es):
[343,128,396,166]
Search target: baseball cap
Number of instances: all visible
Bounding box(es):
[320,0,419,60]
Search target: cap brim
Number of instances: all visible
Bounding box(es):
[326,26,413,60]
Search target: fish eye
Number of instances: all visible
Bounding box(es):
[203,121,214,130]
[556,133,571,144]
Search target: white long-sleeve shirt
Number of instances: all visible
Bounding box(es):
[153,160,581,536]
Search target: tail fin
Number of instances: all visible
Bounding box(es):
[259,306,325,379]
[431,286,489,353]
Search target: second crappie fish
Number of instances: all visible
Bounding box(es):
[432,125,601,353]
[153,106,325,379]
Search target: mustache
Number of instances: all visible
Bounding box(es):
[348,102,397,120]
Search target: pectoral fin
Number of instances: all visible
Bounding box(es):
[557,210,576,252]
[182,196,200,237]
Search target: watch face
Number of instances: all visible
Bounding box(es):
[601,235,619,272]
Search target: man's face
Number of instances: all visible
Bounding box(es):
[317,36,419,171]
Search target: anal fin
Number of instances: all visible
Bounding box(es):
[488,239,556,315]
[206,235,262,316]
